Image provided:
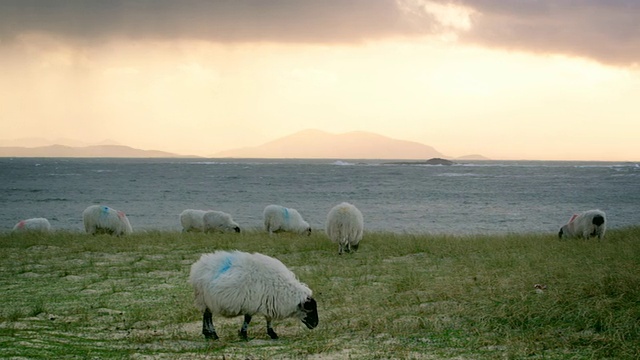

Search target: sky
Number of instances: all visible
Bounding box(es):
[1,0,639,161]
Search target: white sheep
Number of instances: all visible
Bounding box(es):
[83,205,133,236]
[189,250,318,340]
[558,209,606,239]
[325,202,364,254]
[203,210,241,233]
[12,218,52,232]
[180,209,208,232]
[263,204,311,235]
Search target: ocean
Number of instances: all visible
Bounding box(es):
[1,158,638,235]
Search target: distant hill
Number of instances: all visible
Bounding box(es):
[0,137,121,148]
[0,145,196,158]
[0,132,488,159]
[212,129,447,160]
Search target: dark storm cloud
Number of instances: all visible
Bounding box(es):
[456,0,640,66]
[1,0,638,66]
[0,0,417,43]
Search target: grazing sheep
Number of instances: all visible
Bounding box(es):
[12,218,51,232]
[189,250,318,340]
[325,202,364,254]
[180,209,208,232]
[558,209,607,239]
[83,205,133,236]
[203,210,241,233]
[263,205,311,235]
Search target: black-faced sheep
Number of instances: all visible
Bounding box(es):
[188,250,318,340]
[203,210,241,233]
[180,209,240,233]
[325,202,364,254]
[263,204,311,235]
[83,205,132,236]
[559,209,606,239]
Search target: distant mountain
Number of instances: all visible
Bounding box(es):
[0,137,121,148]
[0,145,196,158]
[212,129,447,160]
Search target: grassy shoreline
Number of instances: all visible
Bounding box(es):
[1,228,639,359]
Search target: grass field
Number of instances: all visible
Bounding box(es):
[1,228,639,359]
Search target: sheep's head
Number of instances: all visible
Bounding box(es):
[558,225,568,239]
[592,214,605,226]
[305,227,312,236]
[298,297,318,329]
[233,226,241,233]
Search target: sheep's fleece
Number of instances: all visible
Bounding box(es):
[189,250,318,340]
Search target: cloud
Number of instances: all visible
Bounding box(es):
[456,0,640,67]
[0,0,421,43]
[1,0,638,67]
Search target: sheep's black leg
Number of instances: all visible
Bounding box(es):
[266,319,278,339]
[239,314,251,340]
[202,308,218,340]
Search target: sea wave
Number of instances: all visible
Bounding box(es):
[36,198,68,202]
[332,160,355,166]
[188,161,228,165]
[7,188,44,193]
[436,173,482,177]
[457,162,639,169]
[188,160,283,166]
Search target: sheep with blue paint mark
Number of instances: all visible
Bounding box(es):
[326,202,364,254]
[13,218,51,232]
[83,205,132,236]
[188,250,318,340]
[263,204,311,235]
[559,209,607,239]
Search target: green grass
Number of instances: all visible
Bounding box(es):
[1,228,639,359]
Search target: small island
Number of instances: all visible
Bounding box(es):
[384,157,455,166]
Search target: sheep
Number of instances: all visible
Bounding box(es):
[325,202,364,254]
[180,209,208,232]
[188,250,318,340]
[558,209,606,239]
[83,205,133,236]
[263,204,311,235]
[180,209,240,233]
[12,218,51,232]
[203,210,241,233]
